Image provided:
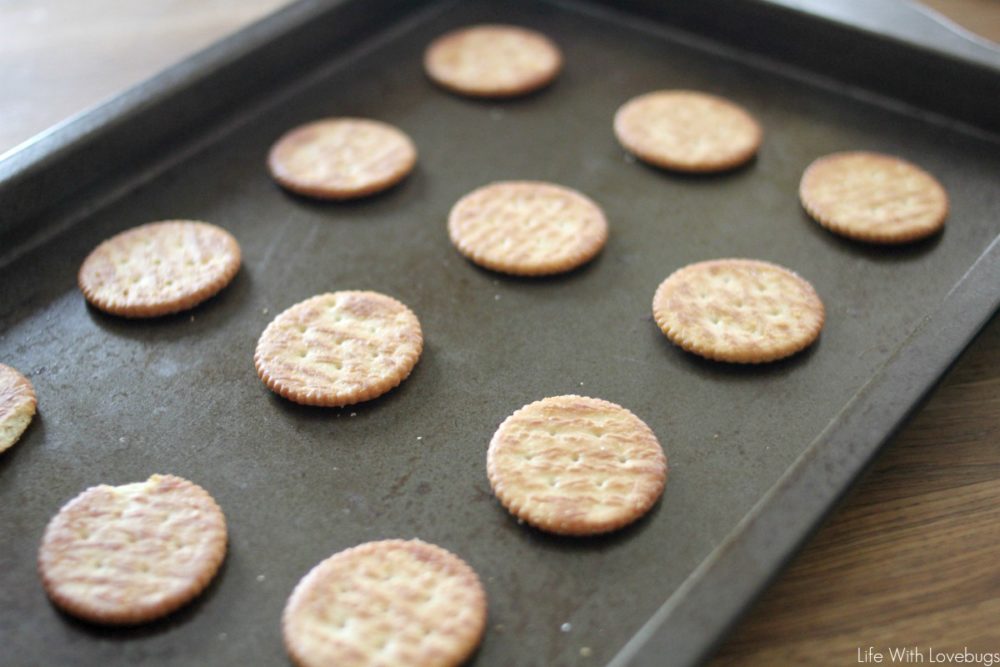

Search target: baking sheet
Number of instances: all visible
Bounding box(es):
[1,0,999,665]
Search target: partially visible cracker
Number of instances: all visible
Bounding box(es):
[424,24,562,98]
[448,181,608,276]
[254,291,423,407]
[267,118,417,200]
[38,474,227,625]
[487,395,667,536]
[800,151,948,244]
[653,259,824,364]
[283,539,487,667]
[0,364,36,454]
[78,220,241,318]
[614,90,762,173]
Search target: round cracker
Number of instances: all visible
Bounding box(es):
[254,291,423,407]
[0,364,37,454]
[283,539,487,667]
[38,474,227,625]
[614,90,762,173]
[267,118,417,200]
[800,151,948,244]
[487,395,667,536]
[78,220,241,318]
[653,259,824,364]
[448,181,608,276]
[424,24,562,98]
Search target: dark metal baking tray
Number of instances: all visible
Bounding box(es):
[1,1,998,665]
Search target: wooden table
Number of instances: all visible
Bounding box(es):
[3,1,998,663]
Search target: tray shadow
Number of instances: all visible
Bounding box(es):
[646,316,822,380]
[85,269,254,342]
[271,166,424,214]
[800,209,944,262]
[0,412,44,476]
[626,151,760,182]
[54,549,231,641]
[260,343,436,424]
[495,497,665,554]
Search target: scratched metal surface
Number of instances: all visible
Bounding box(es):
[1,0,999,665]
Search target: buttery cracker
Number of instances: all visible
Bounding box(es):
[424,24,562,98]
[254,291,422,407]
[268,118,417,200]
[448,180,608,276]
[78,220,241,318]
[38,474,227,624]
[614,90,762,173]
[487,395,667,536]
[283,539,487,667]
[653,259,824,363]
[800,151,948,244]
[0,364,36,454]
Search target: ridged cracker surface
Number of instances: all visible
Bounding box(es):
[487,395,667,536]
[254,291,423,407]
[614,90,762,172]
[0,364,36,454]
[38,474,227,625]
[283,539,487,667]
[448,181,608,276]
[653,259,824,364]
[78,220,241,318]
[268,118,417,200]
[800,151,948,244]
[424,24,562,98]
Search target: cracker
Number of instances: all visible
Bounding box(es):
[487,395,667,536]
[283,539,487,667]
[267,118,417,200]
[799,151,948,244]
[38,474,227,625]
[424,24,562,98]
[0,364,37,454]
[448,181,608,276]
[78,220,241,318]
[614,90,762,173]
[653,259,824,364]
[254,291,423,407]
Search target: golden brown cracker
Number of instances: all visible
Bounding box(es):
[282,539,487,667]
[424,24,562,98]
[487,395,667,536]
[0,364,36,454]
[254,291,423,407]
[614,90,762,173]
[78,220,241,318]
[448,181,608,276]
[653,259,824,363]
[38,474,227,625]
[800,151,948,244]
[268,118,417,200]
